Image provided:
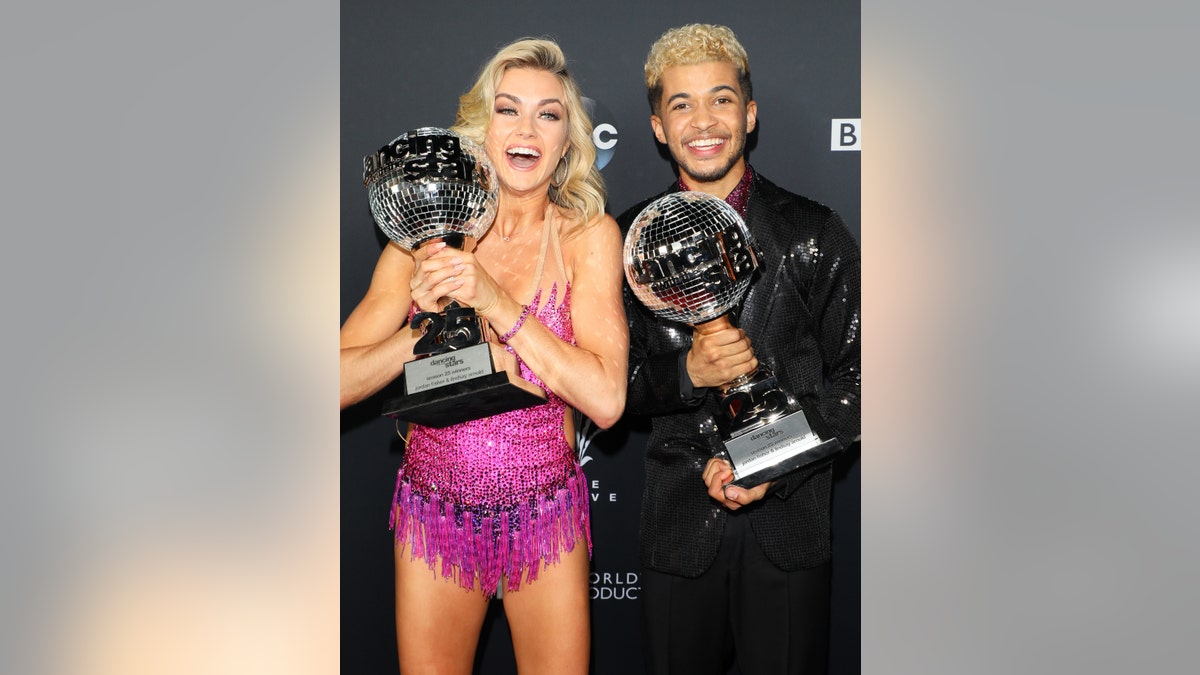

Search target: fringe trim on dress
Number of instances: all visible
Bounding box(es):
[389,466,592,597]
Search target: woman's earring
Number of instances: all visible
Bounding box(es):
[551,156,568,187]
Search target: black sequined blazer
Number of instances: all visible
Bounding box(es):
[618,172,861,576]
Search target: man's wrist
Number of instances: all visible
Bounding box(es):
[678,350,708,401]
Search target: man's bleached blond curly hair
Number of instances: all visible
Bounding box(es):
[643,24,753,116]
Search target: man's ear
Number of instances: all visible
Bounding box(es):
[745,100,758,133]
[650,115,667,144]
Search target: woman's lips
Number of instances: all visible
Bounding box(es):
[506,146,541,170]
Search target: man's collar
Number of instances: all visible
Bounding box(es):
[676,165,754,217]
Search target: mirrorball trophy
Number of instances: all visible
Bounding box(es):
[363,127,546,427]
[624,191,842,488]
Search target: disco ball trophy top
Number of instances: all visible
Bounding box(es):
[624,191,841,487]
[363,126,498,252]
[362,127,545,427]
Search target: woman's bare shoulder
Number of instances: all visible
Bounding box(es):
[556,206,618,246]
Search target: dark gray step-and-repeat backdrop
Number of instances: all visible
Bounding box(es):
[341,2,860,673]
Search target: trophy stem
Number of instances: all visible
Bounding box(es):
[437,232,468,250]
[695,314,734,333]
[722,369,759,391]
[413,232,476,252]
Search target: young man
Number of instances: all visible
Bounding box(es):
[618,24,861,675]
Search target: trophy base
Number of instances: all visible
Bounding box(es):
[382,370,547,428]
[722,409,843,489]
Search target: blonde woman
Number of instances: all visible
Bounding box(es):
[340,38,627,674]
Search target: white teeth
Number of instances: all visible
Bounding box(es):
[507,147,541,157]
[688,138,724,148]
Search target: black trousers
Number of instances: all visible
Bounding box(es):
[641,513,831,675]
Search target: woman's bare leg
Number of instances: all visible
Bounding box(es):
[394,546,490,675]
[502,540,591,675]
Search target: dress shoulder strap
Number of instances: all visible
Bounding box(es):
[546,205,568,284]
[518,204,554,306]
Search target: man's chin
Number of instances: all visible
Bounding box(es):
[678,159,738,184]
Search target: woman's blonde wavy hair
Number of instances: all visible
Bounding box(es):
[452,38,606,235]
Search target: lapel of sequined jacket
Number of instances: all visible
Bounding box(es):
[737,173,792,356]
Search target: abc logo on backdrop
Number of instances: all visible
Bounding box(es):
[584,97,618,170]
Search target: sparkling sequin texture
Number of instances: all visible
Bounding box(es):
[390,283,590,595]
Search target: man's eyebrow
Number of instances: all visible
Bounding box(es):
[665,85,738,106]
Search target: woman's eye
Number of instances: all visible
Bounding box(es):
[539,111,561,121]
[495,107,517,116]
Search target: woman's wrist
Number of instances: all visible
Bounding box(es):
[471,292,497,315]
[473,294,522,340]
[497,301,532,343]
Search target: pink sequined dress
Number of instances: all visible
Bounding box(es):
[390,211,590,596]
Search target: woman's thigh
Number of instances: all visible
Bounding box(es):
[394,545,490,675]
[501,540,591,675]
